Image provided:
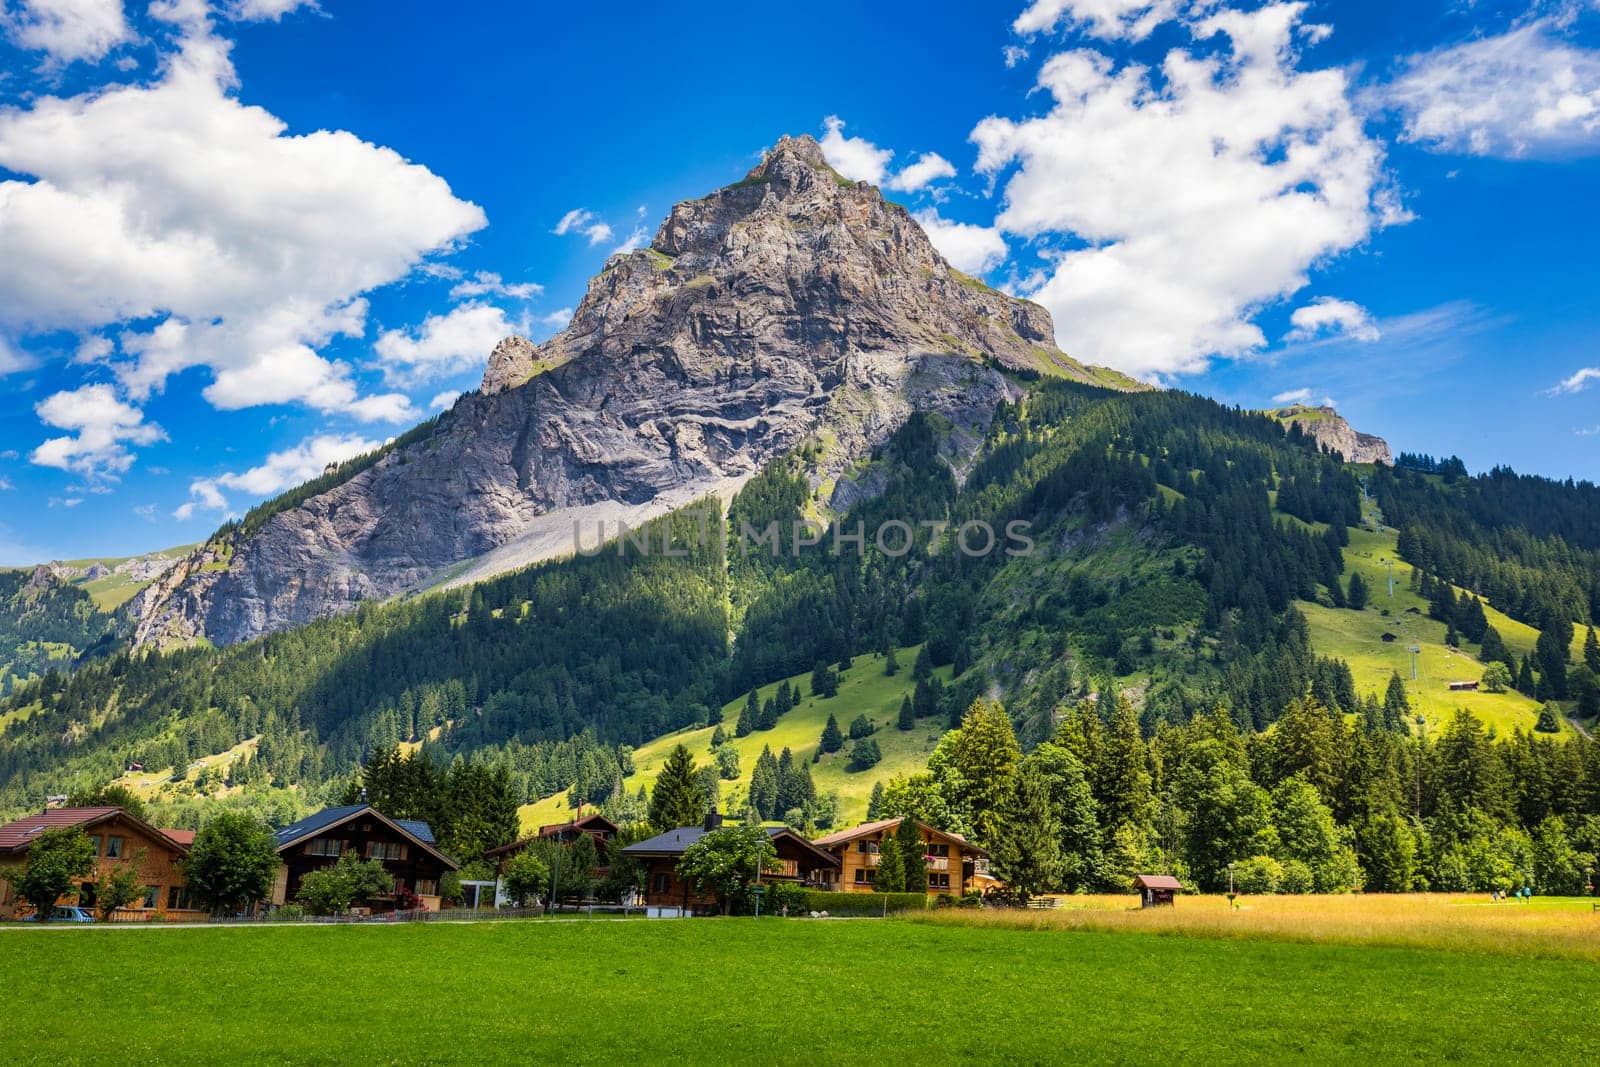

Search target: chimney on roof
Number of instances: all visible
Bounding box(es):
[703,808,723,832]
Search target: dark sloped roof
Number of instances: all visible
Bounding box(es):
[273,805,457,870]
[1133,874,1183,891]
[621,824,839,868]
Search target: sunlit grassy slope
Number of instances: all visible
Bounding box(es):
[519,648,952,832]
[56,544,196,611]
[1301,523,1567,736]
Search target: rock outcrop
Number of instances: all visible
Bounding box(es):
[130,134,1133,648]
[1273,405,1393,466]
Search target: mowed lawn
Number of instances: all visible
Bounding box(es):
[4,917,1597,1064]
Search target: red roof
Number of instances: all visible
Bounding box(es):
[1133,874,1183,891]
[811,817,987,858]
[161,829,196,847]
[0,807,122,852]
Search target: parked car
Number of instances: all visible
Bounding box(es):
[23,906,95,923]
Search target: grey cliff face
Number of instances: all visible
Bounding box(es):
[1277,405,1394,466]
[131,134,1126,648]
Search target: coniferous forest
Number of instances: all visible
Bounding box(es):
[0,381,1597,893]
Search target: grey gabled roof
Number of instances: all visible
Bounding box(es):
[273,804,457,870]
[394,819,436,845]
[622,824,839,868]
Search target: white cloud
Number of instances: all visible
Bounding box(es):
[1576,425,1600,437]
[3,0,131,65]
[541,307,573,328]
[133,502,156,519]
[447,271,542,302]
[73,334,112,363]
[1272,387,1313,405]
[886,152,957,192]
[0,335,38,375]
[972,2,1397,379]
[1548,366,1600,396]
[1012,0,1180,41]
[611,225,647,254]
[552,208,594,235]
[373,302,513,384]
[176,431,379,518]
[30,382,166,477]
[913,209,1009,274]
[1383,21,1600,159]
[228,0,318,21]
[428,390,461,411]
[819,115,893,184]
[0,11,485,437]
[0,477,13,491]
[1003,44,1030,68]
[1284,297,1380,343]
[50,496,85,507]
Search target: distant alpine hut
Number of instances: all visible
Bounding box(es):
[1448,680,1479,692]
[1380,632,1399,643]
[1133,874,1182,908]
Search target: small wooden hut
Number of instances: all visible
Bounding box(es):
[1134,874,1183,908]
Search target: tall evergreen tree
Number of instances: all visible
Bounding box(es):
[819,714,844,754]
[811,660,839,699]
[749,746,779,820]
[648,745,704,831]
[736,690,759,738]
[1383,672,1411,731]
[989,767,1063,902]
[1585,625,1600,675]
[1346,571,1368,611]
[866,781,885,820]
[895,815,927,894]
[884,646,899,676]
[873,828,906,893]
[897,695,915,731]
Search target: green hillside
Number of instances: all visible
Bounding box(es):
[519,647,952,831]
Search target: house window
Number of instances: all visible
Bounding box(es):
[366,842,408,861]
[927,843,950,858]
[415,880,438,897]
[652,873,669,894]
[928,873,950,889]
[88,835,102,856]
[306,838,343,857]
[140,885,159,909]
[854,869,866,884]
[105,836,124,859]
[167,886,193,911]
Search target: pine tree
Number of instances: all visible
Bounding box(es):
[819,714,844,754]
[710,724,727,749]
[1480,625,1510,671]
[758,697,778,731]
[749,746,779,820]
[648,745,704,831]
[912,645,933,682]
[1346,571,1368,611]
[873,828,905,893]
[736,690,759,738]
[895,815,926,894]
[884,646,899,676]
[1383,672,1410,731]
[1517,655,1538,696]
[989,767,1063,902]
[1586,625,1600,675]
[811,660,839,699]
[866,781,885,820]
[897,695,915,731]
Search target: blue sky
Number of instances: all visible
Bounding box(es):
[1,0,1599,562]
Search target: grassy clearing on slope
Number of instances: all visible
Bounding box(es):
[57,544,196,611]
[520,648,950,832]
[1304,524,1556,736]
[2,919,1595,1063]
[913,892,1600,963]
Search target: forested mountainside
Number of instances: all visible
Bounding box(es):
[0,568,121,698]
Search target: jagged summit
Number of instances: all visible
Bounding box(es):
[1271,404,1393,466]
[131,136,1137,648]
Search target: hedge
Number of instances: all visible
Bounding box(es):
[800,891,928,916]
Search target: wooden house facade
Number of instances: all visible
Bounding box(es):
[810,818,989,896]
[271,805,458,913]
[0,806,205,921]
[620,812,839,912]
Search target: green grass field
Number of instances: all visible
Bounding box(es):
[520,648,950,831]
[56,543,196,611]
[2,916,1595,1063]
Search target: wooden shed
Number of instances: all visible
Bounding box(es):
[1133,874,1183,908]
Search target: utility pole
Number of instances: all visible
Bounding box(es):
[1409,644,1420,681]
[1386,559,1395,599]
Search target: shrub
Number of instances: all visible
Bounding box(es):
[276,903,305,920]
[761,880,809,915]
[801,890,926,916]
[848,715,875,740]
[846,738,882,771]
[1278,859,1314,894]
[1233,855,1283,895]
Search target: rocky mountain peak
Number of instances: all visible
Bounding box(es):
[132,136,1138,648]
[1272,404,1393,466]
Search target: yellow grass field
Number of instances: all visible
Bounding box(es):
[912,892,1600,962]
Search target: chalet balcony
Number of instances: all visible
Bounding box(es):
[926,857,949,872]
[771,859,800,878]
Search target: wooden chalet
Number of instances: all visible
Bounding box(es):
[1134,873,1183,907]
[1448,680,1480,692]
[810,818,989,896]
[0,806,205,921]
[484,811,618,868]
[620,811,840,912]
[271,805,458,913]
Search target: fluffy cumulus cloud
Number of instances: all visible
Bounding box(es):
[886,152,957,192]
[552,208,612,245]
[1271,386,1336,407]
[30,383,166,477]
[973,2,1398,378]
[913,209,1009,274]
[175,431,379,519]
[3,0,131,64]
[447,271,542,302]
[0,7,484,456]
[1284,297,1381,343]
[819,115,894,185]
[373,302,514,384]
[1012,0,1181,41]
[1548,366,1600,396]
[1383,21,1600,159]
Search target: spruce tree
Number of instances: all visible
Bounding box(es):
[819,714,844,754]
[1383,672,1410,731]
[758,697,778,731]
[989,767,1063,902]
[895,815,927,894]
[866,781,884,820]
[912,645,933,682]
[897,695,915,731]
[1347,571,1368,611]
[1586,625,1600,675]
[811,660,839,699]
[1517,655,1537,696]
[736,690,759,738]
[648,744,704,831]
[884,646,899,676]
[710,724,727,749]
[749,746,779,820]
[873,829,905,893]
